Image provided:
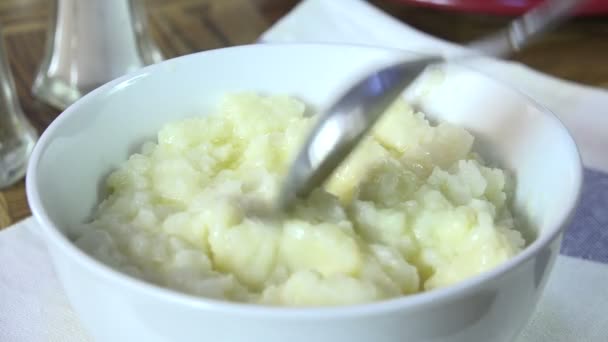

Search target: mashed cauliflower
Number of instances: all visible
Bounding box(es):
[76,93,525,306]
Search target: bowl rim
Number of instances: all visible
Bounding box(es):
[26,43,584,319]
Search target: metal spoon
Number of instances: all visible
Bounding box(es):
[277,0,582,211]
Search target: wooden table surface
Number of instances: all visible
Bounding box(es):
[0,0,607,229]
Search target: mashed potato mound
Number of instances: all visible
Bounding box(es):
[76,93,525,306]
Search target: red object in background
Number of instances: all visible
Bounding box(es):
[390,0,608,16]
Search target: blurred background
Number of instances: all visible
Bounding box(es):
[0,0,606,228]
[0,0,606,130]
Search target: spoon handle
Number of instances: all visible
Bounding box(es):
[468,0,583,57]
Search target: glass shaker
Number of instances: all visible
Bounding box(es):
[32,0,163,110]
[0,28,37,189]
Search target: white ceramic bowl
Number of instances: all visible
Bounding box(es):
[26,44,582,342]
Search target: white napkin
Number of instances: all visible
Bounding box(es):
[260,0,608,173]
[1,218,607,342]
[0,218,92,342]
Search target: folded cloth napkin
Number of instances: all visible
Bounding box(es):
[2,0,607,341]
[0,218,92,342]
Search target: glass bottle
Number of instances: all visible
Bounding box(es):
[32,0,163,110]
[0,27,37,188]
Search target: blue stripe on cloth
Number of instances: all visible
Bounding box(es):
[561,168,608,263]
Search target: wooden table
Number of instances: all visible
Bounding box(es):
[1,0,607,229]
